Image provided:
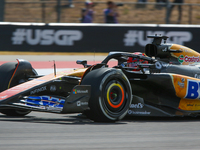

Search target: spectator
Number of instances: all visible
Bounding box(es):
[169,0,184,24]
[81,1,94,23]
[104,1,119,23]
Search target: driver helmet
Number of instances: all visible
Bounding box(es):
[127,52,148,71]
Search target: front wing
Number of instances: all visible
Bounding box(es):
[0,69,91,114]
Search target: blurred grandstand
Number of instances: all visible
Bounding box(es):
[3,0,200,24]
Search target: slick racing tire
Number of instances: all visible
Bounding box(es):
[0,109,31,117]
[0,62,37,116]
[81,68,132,122]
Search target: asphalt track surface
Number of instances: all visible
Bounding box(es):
[1,112,200,150]
[1,55,200,150]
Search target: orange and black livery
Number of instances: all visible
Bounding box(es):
[1,35,200,122]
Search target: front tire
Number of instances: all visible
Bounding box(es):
[0,109,31,116]
[0,62,37,116]
[81,68,132,122]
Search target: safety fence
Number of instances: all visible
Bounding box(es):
[2,0,200,24]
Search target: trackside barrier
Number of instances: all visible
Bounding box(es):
[0,22,199,53]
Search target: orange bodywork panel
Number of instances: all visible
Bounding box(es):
[171,74,200,111]
[0,68,87,101]
[170,44,200,65]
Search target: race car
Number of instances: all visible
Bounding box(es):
[0,35,200,122]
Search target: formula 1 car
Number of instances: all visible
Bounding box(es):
[0,35,200,122]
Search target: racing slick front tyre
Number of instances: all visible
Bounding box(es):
[0,62,37,116]
[81,68,132,122]
[0,109,31,116]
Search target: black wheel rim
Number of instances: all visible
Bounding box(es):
[103,80,126,113]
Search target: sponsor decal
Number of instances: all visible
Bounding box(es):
[155,62,162,69]
[178,55,200,64]
[83,89,89,94]
[179,99,200,111]
[124,30,192,46]
[50,85,56,92]
[24,95,65,104]
[178,55,184,63]
[178,78,185,88]
[73,89,77,94]
[11,29,83,46]
[184,55,200,62]
[73,89,88,94]
[130,103,144,109]
[181,78,185,83]
[185,79,200,99]
[172,76,200,100]
[172,75,188,98]
[128,110,151,115]
[178,81,184,88]
[22,95,65,111]
[194,74,200,79]
[0,95,8,99]
[174,76,200,101]
[30,86,47,95]
[162,47,168,52]
[77,101,88,107]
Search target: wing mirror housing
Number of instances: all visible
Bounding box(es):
[76,60,90,68]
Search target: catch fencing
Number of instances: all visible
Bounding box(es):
[3,0,200,24]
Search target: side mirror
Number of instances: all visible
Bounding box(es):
[76,60,89,68]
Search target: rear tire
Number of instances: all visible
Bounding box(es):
[81,68,132,122]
